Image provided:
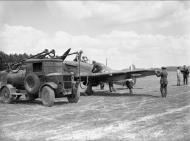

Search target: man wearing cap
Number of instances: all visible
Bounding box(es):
[181,65,189,85]
[155,67,168,98]
[92,61,103,73]
[91,60,104,90]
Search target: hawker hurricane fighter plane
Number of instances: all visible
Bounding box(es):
[62,48,156,95]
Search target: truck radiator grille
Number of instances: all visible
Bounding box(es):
[63,75,71,81]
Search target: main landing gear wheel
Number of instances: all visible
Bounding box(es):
[41,86,55,107]
[1,86,13,104]
[67,84,80,103]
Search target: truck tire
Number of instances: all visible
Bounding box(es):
[41,86,55,107]
[67,84,80,103]
[24,73,40,94]
[1,86,13,104]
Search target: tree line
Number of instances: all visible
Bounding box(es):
[0,51,31,71]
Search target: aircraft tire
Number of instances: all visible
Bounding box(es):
[67,84,80,103]
[24,73,40,94]
[1,86,13,104]
[41,86,55,107]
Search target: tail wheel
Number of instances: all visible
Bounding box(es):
[24,73,40,94]
[67,84,80,103]
[41,86,55,107]
[1,86,13,104]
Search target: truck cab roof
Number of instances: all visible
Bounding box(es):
[24,58,63,63]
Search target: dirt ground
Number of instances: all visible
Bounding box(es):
[0,72,190,141]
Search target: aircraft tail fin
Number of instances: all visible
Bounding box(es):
[129,64,136,87]
[129,64,136,71]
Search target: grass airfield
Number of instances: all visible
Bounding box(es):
[0,72,190,141]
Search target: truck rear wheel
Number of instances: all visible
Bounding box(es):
[41,86,55,107]
[67,84,80,103]
[1,86,13,103]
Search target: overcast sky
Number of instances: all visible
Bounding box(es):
[0,1,190,69]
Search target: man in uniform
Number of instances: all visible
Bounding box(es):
[155,67,168,98]
[126,79,133,94]
[92,61,103,73]
[85,61,104,95]
[176,67,181,86]
[91,61,105,90]
[108,81,116,92]
[181,65,189,85]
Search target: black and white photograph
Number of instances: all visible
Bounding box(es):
[0,0,190,140]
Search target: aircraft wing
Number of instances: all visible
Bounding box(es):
[77,69,156,83]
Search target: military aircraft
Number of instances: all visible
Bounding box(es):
[62,48,156,95]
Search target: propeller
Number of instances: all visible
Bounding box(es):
[61,48,71,61]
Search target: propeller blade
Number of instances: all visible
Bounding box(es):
[61,48,71,61]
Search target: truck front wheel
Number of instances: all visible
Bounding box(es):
[67,84,80,103]
[1,86,13,104]
[41,86,55,107]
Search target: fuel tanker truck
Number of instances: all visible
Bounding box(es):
[0,48,81,107]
